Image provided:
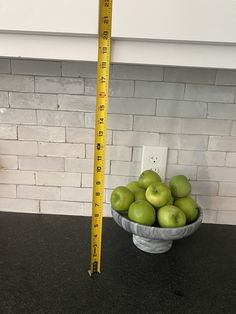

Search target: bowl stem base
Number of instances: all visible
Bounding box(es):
[133,235,173,254]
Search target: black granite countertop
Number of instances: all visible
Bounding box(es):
[0,212,235,314]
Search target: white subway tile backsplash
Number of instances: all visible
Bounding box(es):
[109,97,156,115]
[207,103,236,120]
[0,91,9,107]
[61,187,92,202]
[160,134,208,150]
[12,59,61,76]
[164,67,216,84]
[106,145,132,161]
[185,84,235,103]
[17,185,60,200]
[111,161,141,176]
[112,64,163,81]
[226,153,236,167]
[81,173,92,187]
[182,118,231,135]
[0,59,10,74]
[135,81,185,99]
[82,202,93,216]
[133,116,181,133]
[67,127,95,144]
[216,70,236,86]
[232,122,236,135]
[178,150,226,166]
[219,182,236,196]
[36,171,81,187]
[156,100,207,118]
[19,156,64,172]
[38,142,85,158]
[18,125,65,142]
[166,164,197,180]
[132,147,142,162]
[102,203,112,217]
[0,108,36,125]
[0,198,39,213]
[35,77,84,94]
[105,189,112,204]
[167,150,178,164]
[198,166,236,182]
[202,209,217,224]
[0,155,18,169]
[208,136,236,152]
[10,93,58,110]
[190,180,218,196]
[0,140,37,155]
[40,200,84,216]
[0,170,35,185]
[0,125,17,140]
[0,74,34,92]
[217,211,236,225]
[37,110,84,127]
[0,184,16,198]
[113,131,159,146]
[0,59,235,224]
[62,61,97,78]
[58,95,95,112]
[105,174,137,189]
[197,195,236,211]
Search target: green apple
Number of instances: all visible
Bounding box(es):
[157,205,186,228]
[145,182,171,208]
[127,180,146,201]
[127,181,140,193]
[138,169,161,189]
[174,197,198,223]
[169,175,191,198]
[167,195,174,205]
[134,188,146,201]
[110,186,135,212]
[156,194,174,210]
[128,200,156,226]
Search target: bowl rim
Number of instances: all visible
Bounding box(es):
[111,206,203,231]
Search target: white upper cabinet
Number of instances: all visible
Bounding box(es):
[0,0,98,34]
[0,0,236,68]
[112,0,236,44]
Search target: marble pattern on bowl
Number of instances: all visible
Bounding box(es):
[111,207,203,253]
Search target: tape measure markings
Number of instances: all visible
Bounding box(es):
[89,0,112,276]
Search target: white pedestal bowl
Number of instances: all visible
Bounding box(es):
[111,207,203,254]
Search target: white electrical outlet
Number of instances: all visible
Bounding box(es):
[141,146,168,181]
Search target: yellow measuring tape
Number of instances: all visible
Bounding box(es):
[89,0,113,275]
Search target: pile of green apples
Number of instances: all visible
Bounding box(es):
[110,170,199,228]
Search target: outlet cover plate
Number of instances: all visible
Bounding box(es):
[141,146,168,181]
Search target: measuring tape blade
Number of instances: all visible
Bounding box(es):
[89,0,113,276]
